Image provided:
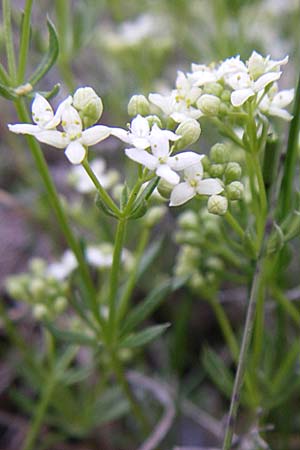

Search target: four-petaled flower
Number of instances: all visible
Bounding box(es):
[9,95,110,164]
[170,162,224,206]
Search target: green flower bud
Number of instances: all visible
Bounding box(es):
[73,87,103,127]
[207,195,228,215]
[209,143,230,164]
[143,205,167,227]
[30,278,45,298]
[209,163,225,177]
[197,94,221,116]
[206,256,224,272]
[219,103,229,115]
[174,119,201,150]
[175,230,199,245]
[189,272,205,290]
[54,296,68,313]
[201,155,210,171]
[224,162,242,183]
[203,82,223,97]
[178,210,199,229]
[127,95,150,116]
[29,258,46,275]
[5,276,26,299]
[146,115,162,128]
[220,90,231,102]
[226,181,244,200]
[33,304,48,320]
[157,178,175,199]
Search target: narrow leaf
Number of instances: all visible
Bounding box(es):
[45,322,98,347]
[0,82,17,100]
[120,323,170,349]
[29,18,59,86]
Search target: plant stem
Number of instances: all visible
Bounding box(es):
[224,211,245,240]
[117,227,150,323]
[17,0,34,83]
[23,374,56,450]
[0,62,10,84]
[82,159,121,217]
[278,70,300,219]
[2,0,17,84]
[222,246,267,450]
[110,351,150,435]
[107,219,127,341]
[13,99,100,325]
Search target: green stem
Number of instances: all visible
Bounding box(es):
[117,227,150,324]
[82,159,120,217]
[14,99,100,325]
[252,152,267,218]
[107,219,127,341]
[110,351,150,435]
[278,70,300,218]
[224,211,245,240]
[17,0,34,83]
[0,62,10,84]
[23,375,56,450]
[222,253,266,450]
[3,0,17,83]
[272,287,300,328]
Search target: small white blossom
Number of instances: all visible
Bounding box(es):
[259,86,294,121]
[188,63,218,86]
[86,244,133,269]
[149,90,201,123]
[9,95,110,165]
[47,250,78,280]
[170,162,223,206]
[125,126,202,185]
[111,115,179,149]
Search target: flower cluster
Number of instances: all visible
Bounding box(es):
[148,51,293,122]
[9,88,110,164]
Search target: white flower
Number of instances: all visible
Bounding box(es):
[149,90,201,123]
[188,63,218,86]
[70,158,119,193]
[125,126,202,185]
[170,162,223,206]
[110,115,179,149]
[86,244,133,269]
[217,56,248,82]
[8,96,110,164]
[259,86,294,121]
[247,51,288,79]
[47,250,78,280]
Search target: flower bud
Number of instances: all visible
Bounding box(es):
[197,94,221,116]
[206,256,224,272]
[33,304,48,320]
[220,90,231,102]
[210,143,230,164]
[224,162,242,183]
[189,272,205,290]
[73,87,103,127]
[209,164,225,177]
[30,278,45,298]
[54,296,68,313]
[157,178,175,199]
[146,115,162,128]
[178,210,199,229]
[226,181,244,200]
[203,82,223,97]
[29,258,46,275]
[207,195,228,215]
[201,155,210,171]
[143,205,167,227]
[5,277,26,299]
[174,119,201,150]
[127,95,150,116]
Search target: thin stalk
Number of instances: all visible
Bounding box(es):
[0,62,10,84]
[107,219,127,341]
[117,227,150,324]
[278,71,300,219]
[17,0,34,83]
[224,211,245,240]
[272,287,300,328]
[222,246,267,450]
[110,351,150,435]
[14,99,100,325]
[252,275,266,370]
[82,159,120,217]
[3,0,17,83]
[252,152,268,219]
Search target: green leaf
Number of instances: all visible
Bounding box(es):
[29,18,59,86]
[120,323,170,349]
[95,192,119,218]
[136,237,163,280]
[30,83,61,100]
[202,347,234,399]
[121,279,172,336]
[130,176,160,214]
[120,183,129,210]
[94,387,129,425]
[45,322,99,347]
[0,82,17,100]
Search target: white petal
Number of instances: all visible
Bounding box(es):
[31,93,54,127]
[156,164,180,185]
[65,141,86,164]
[45,95,73,129]
[169,182,195,206]
[231,88,254,107]
[267,107,293,121]
[150,125,170,157]
[130,114,150,137]
[34,130,69,148]
[254,72,281,92]
[125,148,157,170]
[8,123,41,135]
[162,129,181,141]
[168,152,203,171]
[131,137,151,149]
[273,89,294,108]
[81,125,110,146]
[149,93,174,115]
[184,162,204,180]
[196,178,223,196]
[61,104,82,137]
